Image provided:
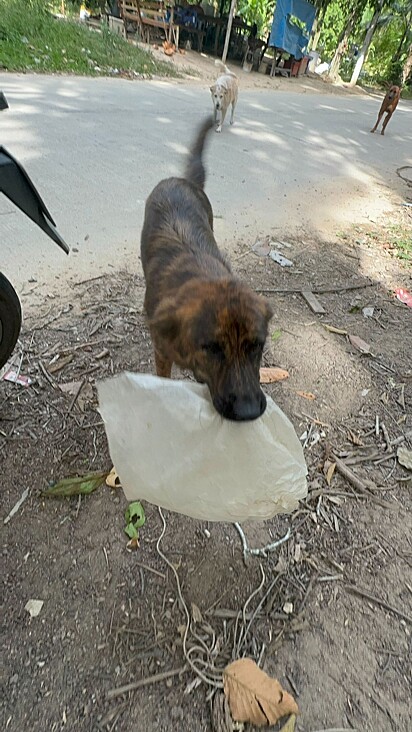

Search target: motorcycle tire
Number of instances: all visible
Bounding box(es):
[0,272,22,370]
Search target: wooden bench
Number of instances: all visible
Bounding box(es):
[119,0,178,45]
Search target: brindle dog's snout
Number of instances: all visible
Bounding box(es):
[215,389,267,422]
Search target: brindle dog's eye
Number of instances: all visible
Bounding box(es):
[202,342,223,357]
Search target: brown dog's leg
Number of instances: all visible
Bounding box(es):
[154,349,172,378]
[381,111,392,135]
[371,111,383,133]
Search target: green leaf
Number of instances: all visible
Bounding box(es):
[271,329,282,342]
[43,471,109,497]
[125,501,146,539]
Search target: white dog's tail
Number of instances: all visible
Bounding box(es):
[215,59,237,77]
[184,116,214,189]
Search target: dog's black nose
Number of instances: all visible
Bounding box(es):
[215,390,266,422]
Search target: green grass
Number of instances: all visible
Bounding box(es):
[0,0,178,78]
[388,228,412,263]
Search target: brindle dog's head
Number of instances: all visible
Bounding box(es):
[388,85,400,100]
[150,280,273,421]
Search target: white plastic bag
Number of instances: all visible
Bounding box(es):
[98,373,307,523]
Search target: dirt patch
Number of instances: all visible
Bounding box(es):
[148,43,371,99]
[1,208,411,731]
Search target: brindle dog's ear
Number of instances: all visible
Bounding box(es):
[150,299,181,343]
[210,85,216,93]
[260,297,273,323]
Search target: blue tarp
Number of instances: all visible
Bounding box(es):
[269,0,316,60]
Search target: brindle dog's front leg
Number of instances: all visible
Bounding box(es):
[154,348,172,378]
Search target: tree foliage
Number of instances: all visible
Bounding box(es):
[236,0,410,87]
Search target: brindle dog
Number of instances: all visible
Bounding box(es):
[141,117,272,421]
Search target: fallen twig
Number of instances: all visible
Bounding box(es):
[332,455,393,509]
[256,281,374,295]
[380,422,391,451]
[67,378,86,414]
[38,360,57,389]
[4,487,30,525]
[345,585,412,625]
[133,561,166,580]
[106,666,187,700]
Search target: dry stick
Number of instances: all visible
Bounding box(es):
[332,455,393,509]
[67,378,86,414]
[256,281,374,295]
[380,422,392,451]
[106,666,187,700]
[133,561,166,580]
[38,360,57,389]
[345,585,412,625]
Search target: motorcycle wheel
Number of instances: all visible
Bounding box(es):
[0,272,22,370]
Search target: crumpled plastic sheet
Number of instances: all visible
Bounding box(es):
[98,373,308,523]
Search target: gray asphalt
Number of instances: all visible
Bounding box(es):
[1,73,411,294]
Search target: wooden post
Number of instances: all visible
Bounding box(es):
[222,0,236,63]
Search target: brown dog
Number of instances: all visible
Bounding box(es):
[141,117,272,421]
[370,85,400,136]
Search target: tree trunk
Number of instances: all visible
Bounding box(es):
[402,42,412,84]
[309,4,326,52]
[349,2,384,87]
[329,7,359,81]
[392,23,409,63]
[222,0,236,63]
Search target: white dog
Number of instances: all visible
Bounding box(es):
[210,59,239,133]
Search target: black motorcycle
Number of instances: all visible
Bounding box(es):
[0,91,69,370]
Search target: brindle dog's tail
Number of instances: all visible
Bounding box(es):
[184,116,214,189]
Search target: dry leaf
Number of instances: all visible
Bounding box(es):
[126,537,139,551]
[323,324,347,335]
[259,367,289,384]
[253,239,271,257]
[60,380,93,411]
[397,446,412,470]
[106,467,122,489]
[279,714,297,732]
[325,461,336,486]
[223,658,298,726]
[348,430,364,446]
[296,390,316,400]
[274,554,288,573]
[191,603,203,624]
[60,380,82,395]
[348,334,370,354]
[48,354,74,373]
[25,599,44,618]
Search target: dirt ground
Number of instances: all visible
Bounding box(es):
[148,42,374,100]
[1,156,412,732]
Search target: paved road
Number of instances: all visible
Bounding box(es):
[1,73,411,294]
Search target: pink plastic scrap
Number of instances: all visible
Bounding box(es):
[395,288,412,308]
